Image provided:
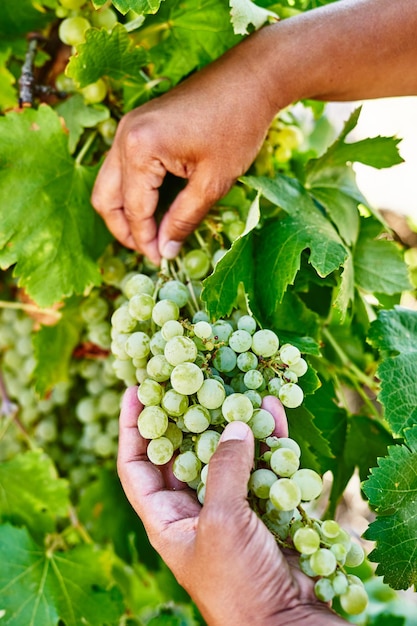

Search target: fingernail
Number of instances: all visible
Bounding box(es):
[161,240,182,260]
[220,421,250,442]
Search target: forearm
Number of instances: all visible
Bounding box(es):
[233,0,417,113]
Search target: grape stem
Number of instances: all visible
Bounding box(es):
[0,299,61,321]
[0,370,36,449]
[68,505,93,544]
[75,130,98,166]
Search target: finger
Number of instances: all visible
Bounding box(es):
[91,149,137,250]
[204,421,254,507]
[122,155,166,265]
[158,168,233,259]
[262,395,289,438]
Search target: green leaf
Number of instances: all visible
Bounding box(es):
[265,289,320,341]
[0,47,17,110]
[78,467,159,568]
[368,307,417,438]
[0,451,69,539]
[354,220,411,296]
[67,23,148,88]
[33,301,83,396]
[56,95,109,154]
[0,106,111,307]
[363,426,417,590]
[229,0,278,35]
[102,0,165,14]
[201,231,255,320]
[243,175,347,315]
[288,403,333,474]
[0,524,124,626]
[307,107,404,178]
[0,0,54,38]
[145,0,240,85]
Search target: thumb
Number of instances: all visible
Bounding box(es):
[204,421,254,507]
[158,169,232,259]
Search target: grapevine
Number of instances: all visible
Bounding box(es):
[1,0,417,624]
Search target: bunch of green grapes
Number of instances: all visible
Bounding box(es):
[254,115,304,176]
[110,270,368,616]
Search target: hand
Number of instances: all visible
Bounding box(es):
[117,387,346,626]
[91,38,277,266]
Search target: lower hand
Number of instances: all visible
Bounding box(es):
[117,388,346,626]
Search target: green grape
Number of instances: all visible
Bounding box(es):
[221,393,253,423]
[94,433,116,457]
[299,553,316,577]
[88,322,111,350]
[212,346,237,373]
[152,299,179,326]
[279,382,304,408]
[251,329,279,357]
[112,358,137,385]
[195,430,221,463]
[293,527,321,555]
[193,310,210,323]
[288,357,308,377]
[183,249,211,279]
[76,397,98,423]
[161,389,189,417]
[332,572,349,595]
[237,315,257,335]
[173,451,201,483]
[211,320,233,343]
[170,362,204,395]
[193,321,212,340]
[149,331,167,355]
[125,331,151,360]
[90,6,118,30]
[159,280,189,307]
[183,405,211,433]
[274,437,301,458]
[321,519,340,539]
[81,294,109,324]
[97,390,120,416]
[243,369,264,390]
[146,355,173,382]
[279,343,301,366]
[123,273,154,299]
[147,436,174,465]
[291,468,323,501]
[128,293,154,321]
[244,389,262,408]
[228,329,252,353]
[247,408,275,439]
[339,584,368,615]
[80,78,107,104]
[111,305,137,333]
[224,220,245,241]
[269,478,301,511]
[309,548,337,577]
[164,422,183,450]
[59,16,91,46]
[314,578,335,603]
[137,378,163,406]
[197,482,206,505]
[196,378,226,410]
[248,468,277,499]
[330,543,347,565]
[164,335,198,366]
[270,447,300,477]
[138,406,168,439]
[345,542,365,568]
[98,118,118,146]
[161,320,184,341]
[237,351,258,372]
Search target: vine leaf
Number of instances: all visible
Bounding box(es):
[146,0,240,85]
[67,23,148,88]
[93,0,164,14]
[368,307,417,437]
[0,0,54,38]
[243,174,348,318]
[56,94,109,154]
[0,451,69,540]
[229,0,278,35]
[0,105,111,307]
[363,425,417,590]
[0,524,124,626]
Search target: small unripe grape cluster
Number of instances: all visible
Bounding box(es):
[254,116,304,176]
[110,271,368,616]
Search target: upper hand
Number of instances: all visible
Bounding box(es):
[91,43,276,265]
[117,387,346,626]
